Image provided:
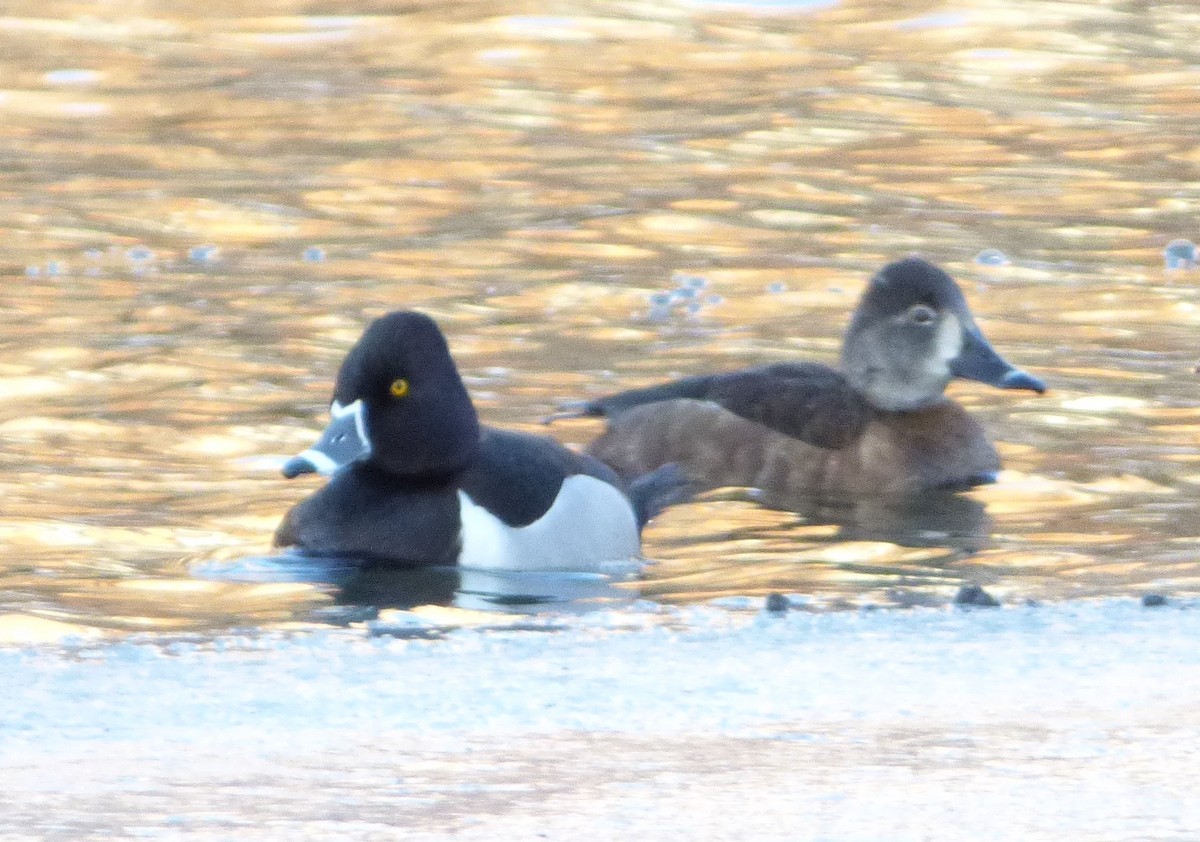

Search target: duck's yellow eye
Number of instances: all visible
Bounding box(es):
[389,378,410,398]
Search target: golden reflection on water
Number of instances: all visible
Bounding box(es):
[3,0,1200,635]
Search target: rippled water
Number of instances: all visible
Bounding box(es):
[3,0,1200,637]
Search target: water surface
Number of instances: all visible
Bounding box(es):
[3,0,1200,635]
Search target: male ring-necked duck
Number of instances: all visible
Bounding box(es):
[275,311,688,569]
[556,257,1046,497]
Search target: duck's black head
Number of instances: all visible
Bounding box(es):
[840,257,1045,411]
[283,311,480,479]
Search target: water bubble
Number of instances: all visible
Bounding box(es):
[24,265,40,277]
[649,283,718,321]
[83,249,103,261]
[45,261,66,276]
[706,294,724,306]
[766,282,788,294]
[974,248,1010,267]
[302,246,327,262]
[647,304,672,323]
[1163,238,1197,271]
[188,244,220,264]
[126,245,154,262]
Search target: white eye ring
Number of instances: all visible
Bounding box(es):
[907,304,937,325]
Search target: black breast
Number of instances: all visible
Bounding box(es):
[274,465,463,566]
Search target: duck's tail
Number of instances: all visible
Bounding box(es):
[544,374,716,424]
[627,463,697,530]
[541,399,601,424]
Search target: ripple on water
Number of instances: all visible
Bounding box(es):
[3,0,1200,634]
[679,0,839,11]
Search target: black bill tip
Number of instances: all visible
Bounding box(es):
[998,369,1046,394]
[281,455,317,479]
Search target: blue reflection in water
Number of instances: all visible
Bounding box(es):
[188,244,221,264]
[895,12,972,30]
[648,273,716,322]
[1163,238,1197,270]
[43,68,103,85]
[975,248,1011,267]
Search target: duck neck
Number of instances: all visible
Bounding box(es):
[866,394,952,417]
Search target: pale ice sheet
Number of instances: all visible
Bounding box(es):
[4,601,1200,840]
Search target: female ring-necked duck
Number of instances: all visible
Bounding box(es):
[556,257,1046,497]
[275,311,687,570]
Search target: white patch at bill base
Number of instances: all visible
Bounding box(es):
[294,447,340,475]
[933,313,964,372]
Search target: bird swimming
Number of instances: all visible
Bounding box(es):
[275,310,688,570]
[553,257,1045,498]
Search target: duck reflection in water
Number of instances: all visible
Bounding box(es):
[197,554,639,614]
[752,486,993,554]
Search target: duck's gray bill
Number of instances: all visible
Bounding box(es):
[281,400,371,478]
[951,327,1046,394]
[997,369,1046,393]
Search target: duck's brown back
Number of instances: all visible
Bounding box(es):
[586,398,1000,497]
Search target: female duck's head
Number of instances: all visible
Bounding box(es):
[840,258,1045,412]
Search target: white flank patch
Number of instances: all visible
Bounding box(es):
[457,476,640,572]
